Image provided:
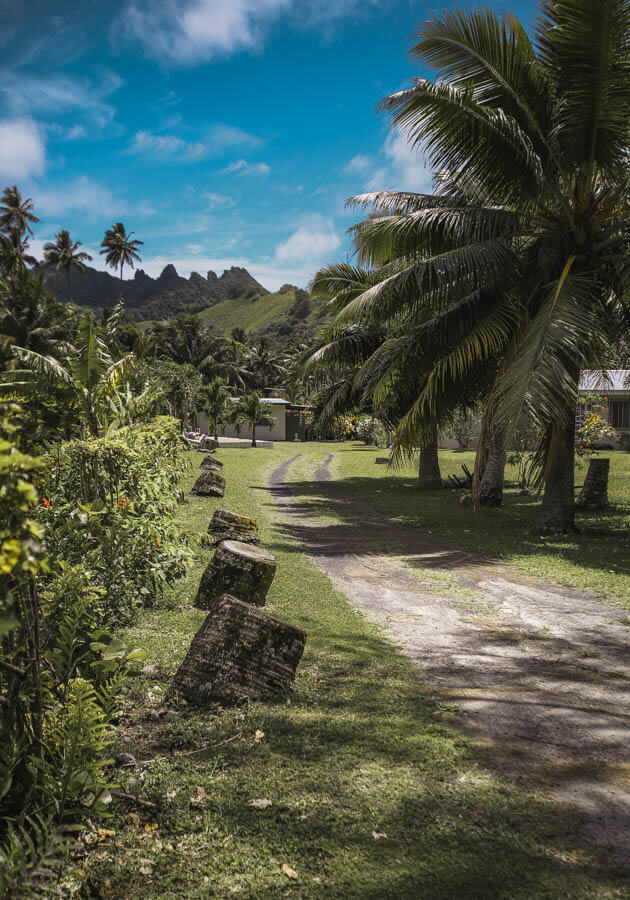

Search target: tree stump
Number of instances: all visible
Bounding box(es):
[375,457,390,465]
[200,437,218,451]
[194,540,276,609]
[576,458,610,510]
[170,594,306,706]
[200,455,223,472]
[191,470,226,497]
[208,509,260,546]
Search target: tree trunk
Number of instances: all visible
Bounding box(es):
[418,423,442,489]
[191,469,225,497]
[475,425,506,507]
[170,594,306,706]
[576,458,610,510]
[120,261,124,298]
[540,413,577,532]
[66,267,72,303]
[208,508,259,546]
[194,540,276,610]
[251,422,257,448]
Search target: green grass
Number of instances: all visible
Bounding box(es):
[326,444,630,609]
[196,289,293,334]
[69,446,628,898]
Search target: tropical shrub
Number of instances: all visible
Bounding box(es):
[39,416,190,621]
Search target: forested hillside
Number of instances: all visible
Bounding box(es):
[39,262,268,321]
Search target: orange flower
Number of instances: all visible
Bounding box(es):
[155,536,160,547]
[42,496,51,509]
[130,473,134,479]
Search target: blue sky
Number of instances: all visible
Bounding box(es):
[0,0,536,290]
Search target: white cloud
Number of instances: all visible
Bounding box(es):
[202,192,236,209]
[128,131,207,161]
[363,130,433,192]
[33,176,125,219]
[222,159,270,177]
[0,117,45,180]
[116,0,387,66]
[127,123,260,162]
[344,154,371,174]
[0,68,123,133]
[274,214,340,263]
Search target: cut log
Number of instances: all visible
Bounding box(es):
[194,540,276,610]
[170,594,306,706]
[191,470,226,497]
[200,456,223,472]
[208,508,260,546]
[576,457,610,510]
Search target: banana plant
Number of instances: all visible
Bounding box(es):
[7,317,135,437]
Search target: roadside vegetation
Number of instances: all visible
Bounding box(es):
[67,448,627,898]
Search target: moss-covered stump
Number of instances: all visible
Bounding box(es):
[208,508,260,546]
[201,453,223,470]
[194,540,276,610]
[577,457,610,509]
[170,594,306,706]
[191,470,226,498]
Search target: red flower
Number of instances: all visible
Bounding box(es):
[42,496,51,509]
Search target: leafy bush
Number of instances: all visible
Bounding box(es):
[39,416,191,621]
[355,416,388,447]
[0,412,186,890]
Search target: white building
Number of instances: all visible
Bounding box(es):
[578,370,630,448]
[197,398,311,443]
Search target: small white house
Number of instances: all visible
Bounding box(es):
[578,370,630,448]
[197,398,312,443]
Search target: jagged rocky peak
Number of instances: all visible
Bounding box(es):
[133,268,151,281]
[207,270,219,282]
[159,264,179,280]
[189,271,205,284]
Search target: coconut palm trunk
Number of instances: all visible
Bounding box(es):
[65,268,72,303]
[418,423,442,489]
[540,413,577,532]
[475,423,507,507]
[251,421,257,448]
[120,260,124,298]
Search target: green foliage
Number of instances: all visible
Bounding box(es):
[0,814,74,898]
[40,417,191,621]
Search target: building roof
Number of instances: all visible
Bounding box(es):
[229,396,288,405]
[579,370,630,393]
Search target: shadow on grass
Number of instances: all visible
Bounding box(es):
[261,471,630,590]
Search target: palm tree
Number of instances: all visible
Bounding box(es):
[235,391,273,447]
[0,270,75,366]
[334,1,630,531]
[0,231,37,276]
[245,338,287,392]
[100,222,143,297]
[43,230,93,302]
[202,376,231,440]
[0,186,40,237]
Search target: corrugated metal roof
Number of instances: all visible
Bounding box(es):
[579,370,630,393]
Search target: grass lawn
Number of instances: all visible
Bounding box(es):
[70,445,628,898]
[328,444,630,609]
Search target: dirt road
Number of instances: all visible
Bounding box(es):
[269,452,630,874]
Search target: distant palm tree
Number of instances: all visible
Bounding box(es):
[100,222,143,297]
[0,231,37,276]
[43,230,93,302]
[202,376,231,440]
[0,270,75,365]
[235,390,273,447]
[0,185,40,237]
